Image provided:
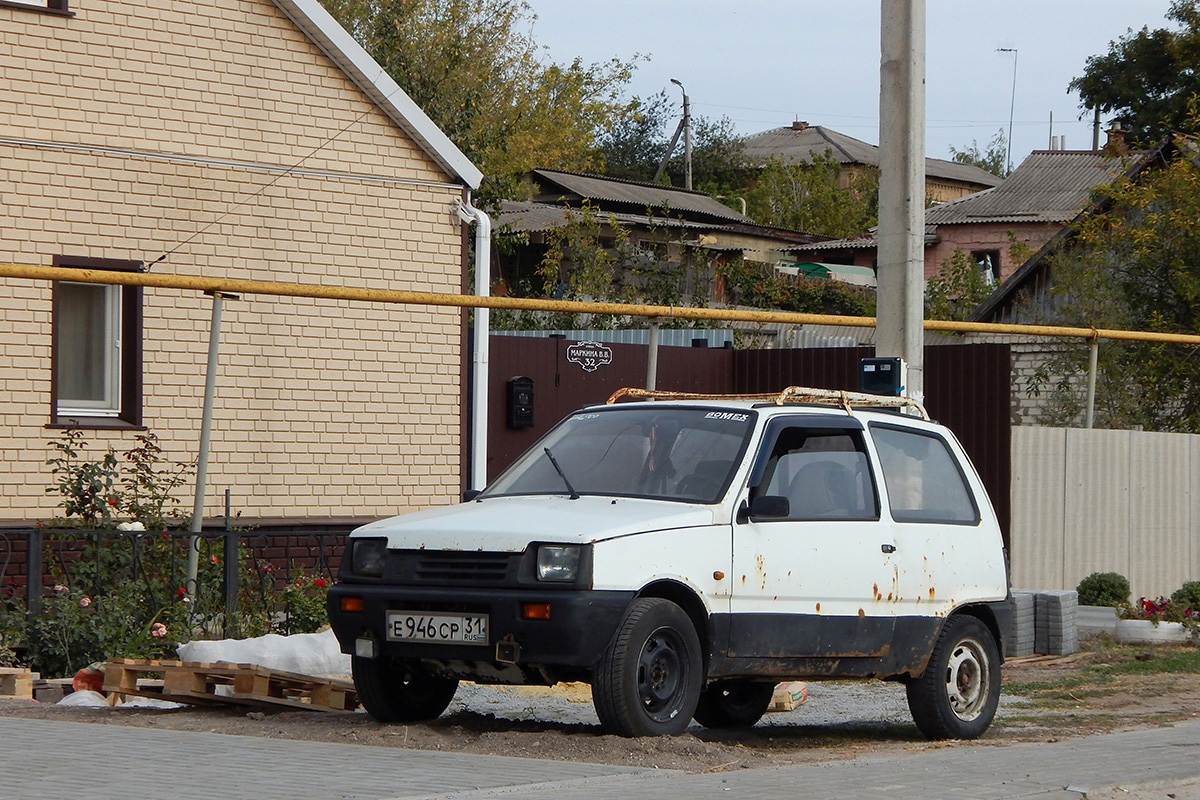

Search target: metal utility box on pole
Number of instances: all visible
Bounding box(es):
[876,0,926,401]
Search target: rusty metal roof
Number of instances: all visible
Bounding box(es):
[925,150,1147,225]
[741,124,1002,188]
[495,202,830,258]
[783,226,938,254]
[495,201,726,235]
[529,169,751,224]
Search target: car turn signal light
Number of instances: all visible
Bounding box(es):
[521,602,552,620]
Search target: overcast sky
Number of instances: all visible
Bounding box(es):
[525,1,1176,170]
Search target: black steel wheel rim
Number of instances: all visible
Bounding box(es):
[637,626,687,721]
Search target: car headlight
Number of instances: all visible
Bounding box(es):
[350,538,386,577]
[536,544,581,582]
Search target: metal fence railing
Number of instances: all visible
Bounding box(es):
[0,528,344,639]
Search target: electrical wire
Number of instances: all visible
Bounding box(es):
[147,71,405,271]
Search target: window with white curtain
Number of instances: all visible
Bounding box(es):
[51,256,143,427]
[56,282,122,416]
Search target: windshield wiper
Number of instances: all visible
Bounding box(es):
[543,447,580,499]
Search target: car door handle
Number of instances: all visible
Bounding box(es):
[881,543,896,554]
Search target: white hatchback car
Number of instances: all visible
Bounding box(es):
[328,387,1011,738]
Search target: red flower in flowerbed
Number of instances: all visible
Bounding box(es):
[1132,596,1198,624]
[1139,596,1169,618]
[313,579,328,589]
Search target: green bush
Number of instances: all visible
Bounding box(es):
[1170,581,1200,610]
[1076,571,1131,607]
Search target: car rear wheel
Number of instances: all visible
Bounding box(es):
[592,598,702,737]
[692,680,775,729]
[906,615,1000,739]
[352,655,458,723]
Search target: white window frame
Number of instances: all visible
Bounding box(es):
[56,281,123,418]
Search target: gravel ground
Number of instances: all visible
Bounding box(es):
[452,679,1029,729]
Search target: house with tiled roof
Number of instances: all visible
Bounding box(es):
[0,0,481,523]
[970,139,1168,326]
[786,139,1143,284]
[742,121,1002,203]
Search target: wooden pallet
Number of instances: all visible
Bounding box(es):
[103,659,358,712]
[0,667,33,700]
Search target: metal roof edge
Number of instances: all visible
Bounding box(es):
[270,0,483,189]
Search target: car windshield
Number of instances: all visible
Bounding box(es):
[483,406,756,503]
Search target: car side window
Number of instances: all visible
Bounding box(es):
[871,425,979,524]
[754,427,878,520]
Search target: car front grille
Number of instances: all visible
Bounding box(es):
[388,550,517,585]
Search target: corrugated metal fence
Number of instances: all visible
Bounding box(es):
[487,336,1012,542]
[1011,426,1200,600]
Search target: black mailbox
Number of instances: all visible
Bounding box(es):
[507,376,534,429]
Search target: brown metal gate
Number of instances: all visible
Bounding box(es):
[486,337,1010,543]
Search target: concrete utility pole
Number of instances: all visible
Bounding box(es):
[876,0,926,401]
[671,78,693,190]
[186,290,236,595]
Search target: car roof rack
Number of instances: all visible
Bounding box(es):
[605,386,929,420]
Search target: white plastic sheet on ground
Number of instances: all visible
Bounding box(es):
[57,689,184,710]
[175,628,351,677]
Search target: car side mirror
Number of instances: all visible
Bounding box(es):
[747,494,789,520]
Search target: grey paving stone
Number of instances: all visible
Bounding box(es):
[3,715,1200,800]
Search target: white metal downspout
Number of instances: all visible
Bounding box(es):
[459,197,491,492]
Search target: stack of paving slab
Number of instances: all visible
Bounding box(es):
[1008,590,1037,657]
[1034,589,1079,655]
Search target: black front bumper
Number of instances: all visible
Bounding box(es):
[327,583,636,669]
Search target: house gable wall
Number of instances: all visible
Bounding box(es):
[0,0,448,182]
[924,222,1059,281]
[0,0,466,521]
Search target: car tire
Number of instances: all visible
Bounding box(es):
[906,614,1001,739]
[352,655,459,723]
[592,597,702,737]
[692,680,775,729]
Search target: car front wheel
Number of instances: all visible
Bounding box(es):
[592,597,702,737]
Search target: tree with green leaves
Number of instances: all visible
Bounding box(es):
[744,152,878,238]
[594,91,752,201]
[925,249,994,322]
[927,234,1033,321]
[1069,0,1200,145]
[948,129,1008,178]
[319,0,640,204]
[1029,140,1200,431]
[492,202,717,330]
[593,92,673,183]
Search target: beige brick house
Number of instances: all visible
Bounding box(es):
[0,0,482,523]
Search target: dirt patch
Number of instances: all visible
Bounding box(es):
[3,643,1199,773]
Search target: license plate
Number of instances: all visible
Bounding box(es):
[386,611,489,644]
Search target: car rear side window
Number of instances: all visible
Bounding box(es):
[871,425,979,524]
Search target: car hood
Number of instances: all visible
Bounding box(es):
[353,495,721,552]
